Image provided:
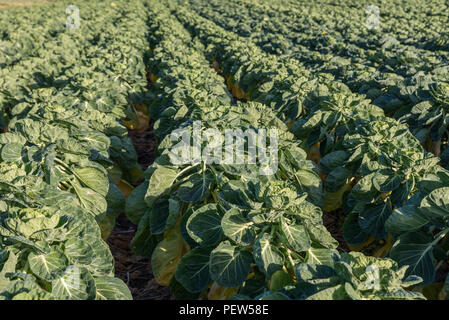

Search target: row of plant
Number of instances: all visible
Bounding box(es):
[0,0,150,299]
[162,2,449,296]
[179,0,449,163]
[0,2,69,67]
[123,0,432,300]
[281,0,449,52]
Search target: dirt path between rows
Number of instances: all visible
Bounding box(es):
[107,122,172,300]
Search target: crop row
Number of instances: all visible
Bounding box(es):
[0,0,150,299]
[123,0,440,300]
[1,0,448,300]
[157,1,449,293]
[180,0,449,163]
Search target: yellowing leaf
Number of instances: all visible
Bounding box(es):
[135,111,150,132]
[127,165,143,183]
[122,119,136,130]
[108,165,122,186]
[133,103,149,115]
[151,227,186,286]
[117,179,134,199]
[323,182,352,212]
[381,191,392,199]
[347,235,376,252]
[307,142,321,165]
[149,73,158,84]
[207,282,238,300]
[233,84,245,100]
[123,109,149,132]
[373,234,393,258]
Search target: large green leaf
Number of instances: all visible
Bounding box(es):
[1,143,22,162]
[209,242,253,288]
[342,211,371,245]
[73,167,109,197]
[0,251,18,288]
[178,171,213,203]
[306,248,338,266]
[71,180,107,218]
[51,266,96,300]
[358,201,392,239]
[186,204,224,246]
[175,246,212,293]
[280,217,311,252]
[418,187,449,220]
[385,202,429,234]
[221,208,256,246]
[94,276,132,300]
[145,166,178,207]
[149,199,171,235]
[28,248,69,281]
[125,180,149,225]
[253,233,283,277]
[389,232,436,285]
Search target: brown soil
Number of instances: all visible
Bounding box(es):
[107,120,172,300]
[322,210,350,252]
[107,213,172,300]
[128,120,157,173]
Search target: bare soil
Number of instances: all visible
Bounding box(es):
[107,121,173,300]
[107,213,171,300]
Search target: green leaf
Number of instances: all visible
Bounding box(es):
[306,248,338,266]
[372,172,401,193]
[390,232,436,285]
[51,266,96,300]
[178,172,213,203]
[169,276,200,300]
[221,208,256,246]
[130,212,160,258]
[269,270,294,291]
[145,166,178,207]
[1,143,22,162]
[306,284,347,300]
[280,218,311,252]
[28,248,69,281]
[358,201,392,239]
[385,202,429,234]
[343,212,371,245]
[71,180,107,218]
[324,167,351,193]
[320,151,349,175]
[94,276,132,300]
[175,246,212,293]
[418,187,449,220]
[125,180,149,225]
[186,204,224,246]
[0,280,52,300]
[0,251,18,287]
[149,199,171,235]
[64,237,96,267]
[73,167,109,197]
[253,233,283,277]
[259,292,291,300]
[209,242,253,288]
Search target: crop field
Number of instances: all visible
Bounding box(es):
[0,0,449,301]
